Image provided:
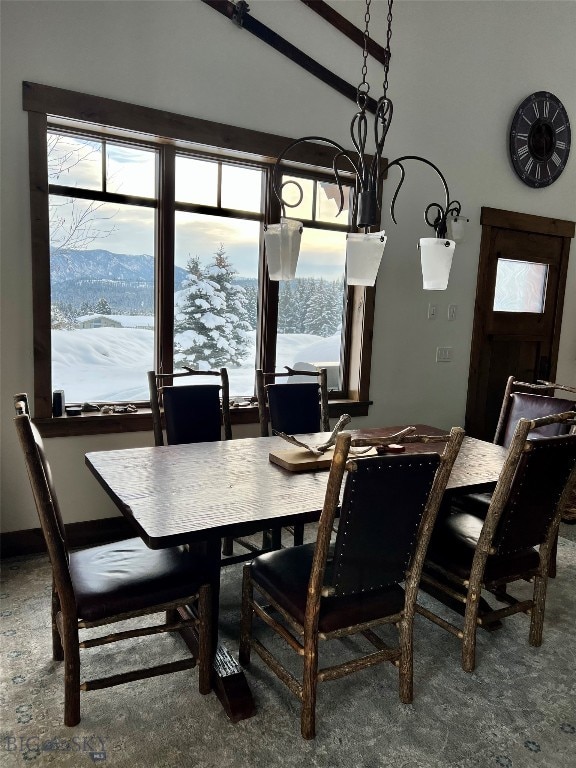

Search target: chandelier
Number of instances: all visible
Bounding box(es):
[264,0,463,288]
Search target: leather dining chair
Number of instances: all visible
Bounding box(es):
[239,427,464,739]
[256,366,330,438]
[454,376,576,575]
[13,397,214,726]
[256,366,330,547]
[148,367,232,447]
[418,411,576,673]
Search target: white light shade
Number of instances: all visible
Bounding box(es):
[264,218,302,280]
[448,215,467,243]
[346,231,387,286]
[419,238,456,290]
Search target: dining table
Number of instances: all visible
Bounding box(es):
[85,424,507,722]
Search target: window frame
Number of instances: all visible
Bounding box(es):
[24,82,375,435]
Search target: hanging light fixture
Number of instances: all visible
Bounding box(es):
[264,0,463,289]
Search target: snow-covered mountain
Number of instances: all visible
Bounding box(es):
[50,248,187,284]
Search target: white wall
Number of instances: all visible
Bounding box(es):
[1,1,575,533]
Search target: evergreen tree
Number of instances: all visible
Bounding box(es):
[95,297,112,315]
[175,246,251,369]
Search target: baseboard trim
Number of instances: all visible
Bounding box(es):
[1,517,134,559]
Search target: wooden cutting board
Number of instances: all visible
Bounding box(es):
[269,447,333,472]
[269,446,380,472]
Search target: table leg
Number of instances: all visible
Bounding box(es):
[177,537,256,723]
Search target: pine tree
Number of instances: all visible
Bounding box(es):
[95,297,112,315]
[175,246,251,369]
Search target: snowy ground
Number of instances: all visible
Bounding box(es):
[52,328,341,402]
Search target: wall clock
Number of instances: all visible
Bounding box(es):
[509,91,571,188]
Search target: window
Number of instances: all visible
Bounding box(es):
[25,83,374,432]
[493,258,549,313]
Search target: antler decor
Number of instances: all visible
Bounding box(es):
[273,420,446,457]
[274,414,352,455]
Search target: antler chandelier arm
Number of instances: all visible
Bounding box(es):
[383,155,461,237]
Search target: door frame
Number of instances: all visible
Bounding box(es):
[465,206,574,438]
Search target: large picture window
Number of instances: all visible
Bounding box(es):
[25,83,374,433]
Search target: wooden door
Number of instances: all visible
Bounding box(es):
[465,207,574,440]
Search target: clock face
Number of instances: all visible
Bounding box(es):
[509,91,571,188]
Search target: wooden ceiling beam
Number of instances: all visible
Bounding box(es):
[299,0,389,67]
[200,0,378,114]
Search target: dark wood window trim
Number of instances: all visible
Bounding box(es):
[24,81,374,436]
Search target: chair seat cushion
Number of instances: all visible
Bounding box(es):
[427,512,540,582]
[70,538,212,622]
[250,544,405,634]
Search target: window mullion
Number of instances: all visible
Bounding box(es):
[101,138,107,193]
[258,165,281,373]
[157,145,176,377]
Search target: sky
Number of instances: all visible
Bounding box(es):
[49,132,349,279]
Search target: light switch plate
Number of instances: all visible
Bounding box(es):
[436,346,453,362]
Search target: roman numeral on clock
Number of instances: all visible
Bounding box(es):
[517,144,529,159]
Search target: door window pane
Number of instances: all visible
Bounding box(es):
[276,229,346,392]
[50,200,156,402]
[493,259,548,313]
[174,212,259,397]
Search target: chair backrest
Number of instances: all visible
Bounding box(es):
[256,367,330,437]
[483,412,576,557]
[148,368,232,446]
[13,410,75,613]
[307,427,464,607]
[494,376,576,447]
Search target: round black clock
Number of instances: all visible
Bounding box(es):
[509,91,571,188]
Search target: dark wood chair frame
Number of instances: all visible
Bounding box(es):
[418,412,576,674]
[14,399,213,727]
[239,427,464,739]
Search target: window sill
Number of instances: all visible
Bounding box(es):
[33,400,371,438]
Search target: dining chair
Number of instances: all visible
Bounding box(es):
[13,399,214,726]
[148,367,232,447]
[454,376,576,574]
[493,376,576,448]
[239,427,464,739]
[148,368,272,561]
[418,411,576,674]
[256,366,330,547]
[256,366,330,438]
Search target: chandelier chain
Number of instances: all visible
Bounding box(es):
[357,0,372,107]
[383,0,393,99]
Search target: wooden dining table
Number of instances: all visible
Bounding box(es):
[85,425,507,722]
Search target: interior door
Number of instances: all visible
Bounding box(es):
[465,207,574,440]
